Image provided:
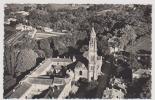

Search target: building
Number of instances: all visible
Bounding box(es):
[6,59,74,99]
[74,27,102,81]
[15,11,29,16]
[43,27,53,33]
[4,18,17,25]
[102,77,127,99]
[102,87,125,99]
[16,24,33,31]
[88,27,102,81]
[6,27,103,99]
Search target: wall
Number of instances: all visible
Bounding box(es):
[74,68,88,81]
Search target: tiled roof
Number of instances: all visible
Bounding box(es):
[8,82,31,98]
[75,61,83,68]
[32,59,51,75]
[28,77,53,85]
[53,77,65,85]
[71,61,88,70]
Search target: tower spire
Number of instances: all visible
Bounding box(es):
[91,27,96,37]
[88,27,97,81]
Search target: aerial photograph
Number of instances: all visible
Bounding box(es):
[3,4,151,99]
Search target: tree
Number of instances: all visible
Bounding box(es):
[97,35,109,55]
[80,45,88,53]
[140,78,151,98]
[38,39,51,50]
[15,49,38,76]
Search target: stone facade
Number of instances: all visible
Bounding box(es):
[74,27,102,81]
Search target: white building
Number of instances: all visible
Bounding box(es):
[74,27,102,81]
[5,18,17,25]
[16,24,33,31]
[16,11,29,16]
[44,27,53,33]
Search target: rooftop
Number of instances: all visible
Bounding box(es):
[8,82,31,98]
[103,87,124,99]
[134,69,151,75]
[27,77,53,85]
[53,77,65,85]
[50,57,72,63]
[30,59,51,76]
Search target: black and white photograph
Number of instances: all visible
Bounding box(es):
[3,3,152,99]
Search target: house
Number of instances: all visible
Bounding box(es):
[102,76,127,99]
[102,87,125,99]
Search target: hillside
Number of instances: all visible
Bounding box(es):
[4,4,151,96]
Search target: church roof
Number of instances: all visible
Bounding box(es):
[74,61,88,70]
[75,61,84,68]
[83,51,102,60]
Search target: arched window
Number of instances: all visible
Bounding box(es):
[79,71,82,75]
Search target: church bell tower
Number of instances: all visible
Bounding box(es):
[88,27,98,81]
